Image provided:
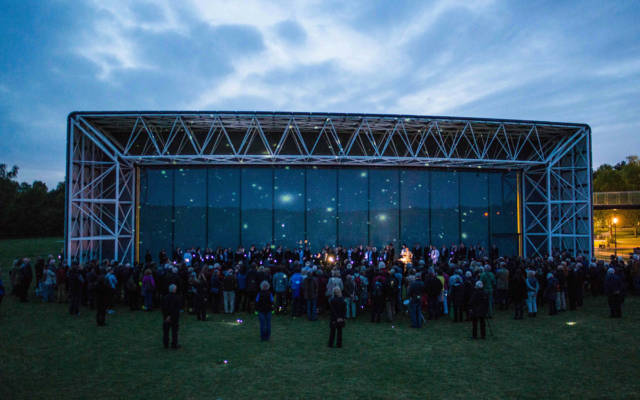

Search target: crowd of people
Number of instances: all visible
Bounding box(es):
[4,241,639,347]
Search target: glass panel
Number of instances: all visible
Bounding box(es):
[174,168,207,250]
[139,168,173,262]
[241,168,273,248]
[274,167,305,249]
[338,168,368,248]
[306,167,337,251]
[489,172,518,256]
[369,168,399,248]
[400,169,430,248]
[430,170,459,247]
[207,167,240,249]
[460,171,489,248]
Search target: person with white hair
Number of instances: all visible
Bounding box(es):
[470,280,489,339]
[604,268,623,318]
[162,283,182,349]
[255,281,274,341]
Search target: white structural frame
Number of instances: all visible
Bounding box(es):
[65,111,592,264]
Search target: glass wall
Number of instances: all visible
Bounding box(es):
[338,169,369,248]
[241,168,273,248]
[274,167,305,248]
[174,168,207,250]
[400,169,430,247]
[139,166,520,257]
[306,167,337,249]
[207,168,240,249]
[139,169,173,261]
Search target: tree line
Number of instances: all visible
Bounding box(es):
[593,155,640,192]
[0,164,65,238]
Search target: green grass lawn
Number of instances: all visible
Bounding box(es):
[1,238,639,399]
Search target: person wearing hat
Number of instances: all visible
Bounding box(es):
[470,280,489,339]
[604,268,623,318]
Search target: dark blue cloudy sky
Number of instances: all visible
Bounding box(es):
[1,0,639,187]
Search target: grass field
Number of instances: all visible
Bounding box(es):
[1,238,639,399]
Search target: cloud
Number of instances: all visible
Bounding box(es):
[0,0,639,188]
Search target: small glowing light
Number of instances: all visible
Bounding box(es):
[360,172,367,178]
[483,212,489,217]
[243,223,248,229]
[251,183,257,188]
[281,223,285,228]
[326,207,334,212]
[461,232,468,240]
[236,319,244,324]
[566,321,576,326]
[613,217,619,225]
[378,214,387,221]
[223,360,229,364]
[327,256,335,263]
[281,194,292,203]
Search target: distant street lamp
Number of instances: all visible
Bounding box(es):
[612,217,619,257]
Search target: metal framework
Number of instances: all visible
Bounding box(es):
[65,111,592,264]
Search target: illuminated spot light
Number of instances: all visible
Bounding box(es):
[243,224,248,229]
[461,233,468,240]
[566,321,576,326]
[378,214,387,221]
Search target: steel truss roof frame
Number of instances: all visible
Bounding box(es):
[65,111,592,264]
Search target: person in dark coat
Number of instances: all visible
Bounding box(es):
[162,284,183,349]
[68,264,84,315]
[302,272,319,321]
[470,280,489,339]
[463,271,474,321]
[544,273,558,315]
[604,268,623,318]
[256,281,274,341]
[408,274,425,328]
[328,287,347,348]
[95,272,110,326]
[449,270,465,323]
[425,271,443,320]
[510,269,527,320]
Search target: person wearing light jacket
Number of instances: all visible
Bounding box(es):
[525,270,539,317]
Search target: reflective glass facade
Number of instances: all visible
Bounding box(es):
[139,166,519,256]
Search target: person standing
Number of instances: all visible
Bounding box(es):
[302,271,319,321]
[544,272,558,316]
[408,274,425,328]
[510,269,527,320]
[18,258,33,302]
[470,281,489,339]
[525,270,539,317]
[68,264,84,315]
[222,269,236,314]
[142,269,156,311]
[604,268,623,318]
[162,284,183,349]
[256,281,274,341]
[328,287,346,348]
[449,269,465,323]
[95,272,110,326]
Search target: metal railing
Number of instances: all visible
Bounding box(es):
[593,191,640,206]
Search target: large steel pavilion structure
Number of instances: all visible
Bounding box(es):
[65,111,592,265]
